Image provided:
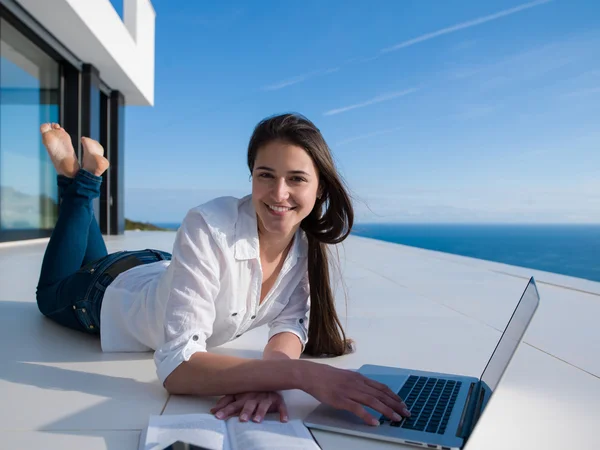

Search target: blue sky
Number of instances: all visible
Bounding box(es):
[112,0,599,224]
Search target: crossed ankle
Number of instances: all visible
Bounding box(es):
[78,168,104,180]
[81,156,110,177]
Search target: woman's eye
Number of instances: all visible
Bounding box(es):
[256,173,305,182]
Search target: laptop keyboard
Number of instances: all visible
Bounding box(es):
[379,376,462,434]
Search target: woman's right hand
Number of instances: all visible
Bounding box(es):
[301,362,411,426]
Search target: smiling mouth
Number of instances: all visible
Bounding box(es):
[265,203,296,213]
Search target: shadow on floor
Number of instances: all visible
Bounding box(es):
[0,300,152,363]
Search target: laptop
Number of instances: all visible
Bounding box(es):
[304,277,540,450]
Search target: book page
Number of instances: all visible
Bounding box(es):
[143,413,230,450]
[227,419,320,450]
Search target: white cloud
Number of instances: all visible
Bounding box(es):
[261,67,340,91]
[351,187,600,223]
[324,89,418,116]
[260,1,551,91]
[447,32,600,92]
[379,0,552,55]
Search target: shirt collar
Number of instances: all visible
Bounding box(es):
[234,195,259,260]
[234,195,308,261]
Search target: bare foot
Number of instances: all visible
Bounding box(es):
[81,137,110,177]
[40,123,80,177]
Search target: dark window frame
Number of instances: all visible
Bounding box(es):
[1,0,123,242]
[0,3,65,242]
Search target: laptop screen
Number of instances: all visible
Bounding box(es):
[479,277,540,391]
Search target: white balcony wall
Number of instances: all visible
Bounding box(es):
[15,0,155,105]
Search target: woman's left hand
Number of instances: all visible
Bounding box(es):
[210,392,288,423]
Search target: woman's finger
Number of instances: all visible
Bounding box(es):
[214,399,246,420]
[361,381,410,416]
[278,398,289,422]
[239,399,259,422]
[353,390,405,423]
[210,394,236,414]
[366,378,408,406]
[343,398,381,427]
[252,398,274,423]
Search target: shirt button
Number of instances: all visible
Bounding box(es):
[89,325,94,329]
[236,334,242,338]
[251,315,256,319]
[192,335,199,341]
[232,313,238,316]
[72,305,76,310]
[82,308,87,313]
[299,319,304,324]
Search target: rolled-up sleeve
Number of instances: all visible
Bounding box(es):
[153,210,221,385]
[267,272,311,350]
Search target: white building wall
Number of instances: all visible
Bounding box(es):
[15,0,155,105]
[124,0,155,104]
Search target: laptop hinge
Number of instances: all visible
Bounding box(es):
[465,382,491,444]
[456,381,482,439]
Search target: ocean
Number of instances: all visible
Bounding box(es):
[352,224,600,283]
[153,222,600,283]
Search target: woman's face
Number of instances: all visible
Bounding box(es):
[252,140,320,241]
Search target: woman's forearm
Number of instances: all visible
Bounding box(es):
[263,332,303,360]
[163,351,308,396]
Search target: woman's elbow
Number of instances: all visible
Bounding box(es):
[163,364,189,395]
[163,361,211,396]
[163,373,179,394]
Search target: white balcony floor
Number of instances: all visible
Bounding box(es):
[1,231,598,450]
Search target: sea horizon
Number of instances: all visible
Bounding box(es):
[150,222,600,283]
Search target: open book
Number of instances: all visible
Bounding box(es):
[140,413,321,450]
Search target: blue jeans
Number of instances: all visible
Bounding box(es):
[36,169,171,334]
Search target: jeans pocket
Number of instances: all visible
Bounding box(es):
[72,300,98,334]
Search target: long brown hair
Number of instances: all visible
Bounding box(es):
[247,113,354,357]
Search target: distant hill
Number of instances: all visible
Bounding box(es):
[0,186,58,229]
[0,185,172,232]
[125,218,171,231]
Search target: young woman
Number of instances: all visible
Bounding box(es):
[35,113,410,427]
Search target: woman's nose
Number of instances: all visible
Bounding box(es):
[271,178,289,201]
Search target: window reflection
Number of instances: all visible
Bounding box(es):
[0,17,60,230]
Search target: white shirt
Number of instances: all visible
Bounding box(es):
[100,195,310,385]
